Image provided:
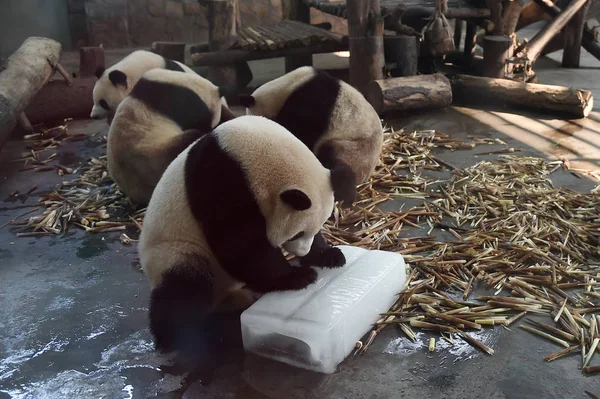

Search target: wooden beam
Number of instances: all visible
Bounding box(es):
[0,37,62,152]
[527,0,595,63]
[282,0,312,72]
[449,73,594,119]
[502,0,525,36]
[562,0,591,67]
[191,40,349,66]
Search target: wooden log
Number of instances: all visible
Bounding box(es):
[525,0,590,64]
[24,77,96,125]
[483,35,512,78]
[384,34,418,76]
[79,46,105,78]
[449,74,594,119]
[191,40,348,66]
[562,0,591,67]
[282,0,312,72]
[366,73,453,115]
[347,0,385,96]
[532,0,600,61]
[151,41,186,62]
[0,37,61,152]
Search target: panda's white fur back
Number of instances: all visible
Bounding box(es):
[244,66,383,183]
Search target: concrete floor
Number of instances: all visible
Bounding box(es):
[1,29,600,398]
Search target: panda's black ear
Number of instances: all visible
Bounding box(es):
[330,164,357,206]
[280,189,312,211]
[238,94,256,108]
[109,70,128,88]
[95,66,106,79]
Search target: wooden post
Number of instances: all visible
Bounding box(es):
[207,0,252,92]
[384,33,418,76]
[562,0,591,67]
[483,36,512,78]
[525,0,591,65]
[0,37,62,152]
[347,0,385,96]
[79,46,105,78]
[486,0,503,35]
[282,0,312,73]
[502,0,524,36]
[454,20,464,49]
[464,21,477,65]
[151,41,187,62]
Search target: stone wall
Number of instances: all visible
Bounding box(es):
[67,0,347,50]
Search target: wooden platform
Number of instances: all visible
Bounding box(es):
[303,0,489,19]
[231,20,347,51]
[191,20,349,66]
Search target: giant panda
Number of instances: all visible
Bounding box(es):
[138,114,356,366]
[91,49,233,124]
[106,67,236,205]
[238,66,384,185]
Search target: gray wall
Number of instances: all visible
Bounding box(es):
[0,0,71,57]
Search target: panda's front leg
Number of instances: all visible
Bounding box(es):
[298,231,346,269]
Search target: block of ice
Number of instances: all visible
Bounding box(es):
[240,245,407,374]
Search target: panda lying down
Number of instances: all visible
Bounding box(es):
[138,115,356,364]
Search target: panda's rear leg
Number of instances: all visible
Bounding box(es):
[299,231,346,269]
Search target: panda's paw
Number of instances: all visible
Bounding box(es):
[270,267,318,292]
[299,247,346,269]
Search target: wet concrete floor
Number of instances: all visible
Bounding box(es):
[1,47,600,398]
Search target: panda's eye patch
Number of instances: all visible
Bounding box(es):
[288,231,305,241]
[99,100,110,110]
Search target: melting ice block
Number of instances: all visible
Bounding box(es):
[240,245,407,374]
